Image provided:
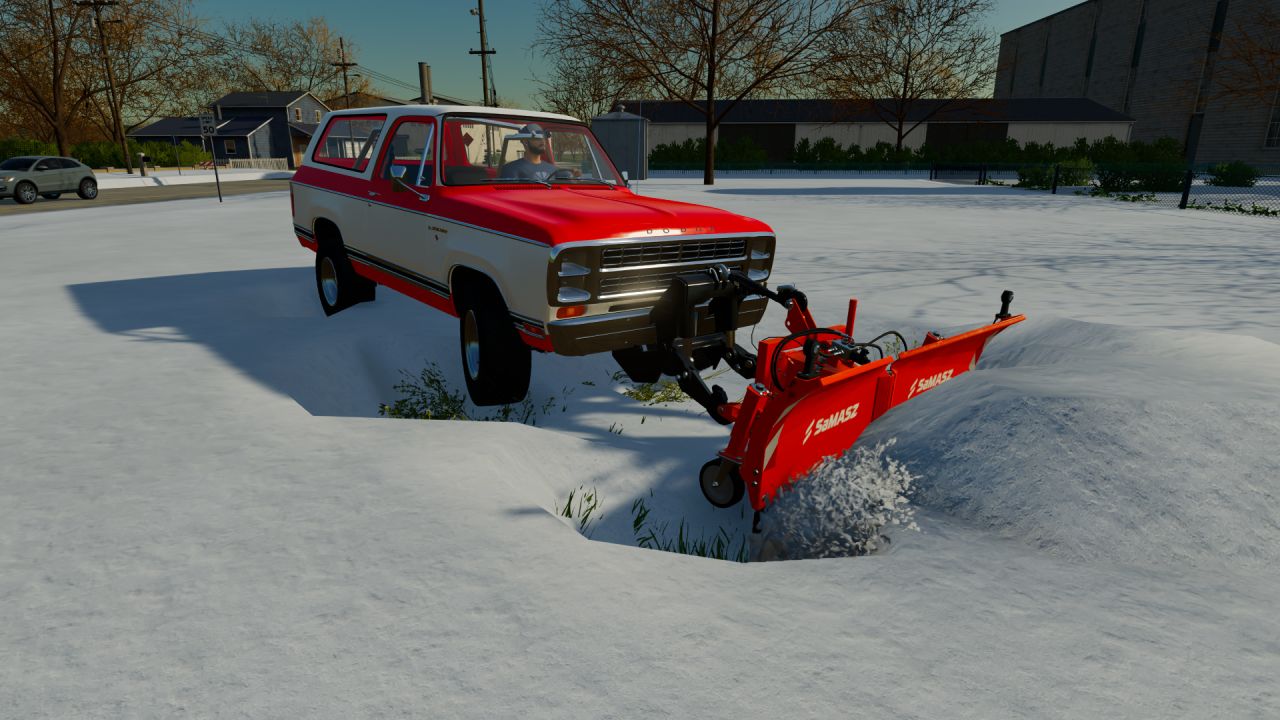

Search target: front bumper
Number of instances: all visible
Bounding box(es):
[546,296,768,356]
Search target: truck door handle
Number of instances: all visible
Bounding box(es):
[367,191,380,197]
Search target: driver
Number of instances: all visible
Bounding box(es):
[499,123,572,182]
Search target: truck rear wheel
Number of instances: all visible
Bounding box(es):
[457,287,530,406]
[315,244,375,316]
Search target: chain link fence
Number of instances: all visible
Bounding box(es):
[649,160,1280,218]
[929,161,1280,217]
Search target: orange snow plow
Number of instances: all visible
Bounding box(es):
[614,266,1024,526]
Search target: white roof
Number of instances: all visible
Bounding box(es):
[324,104,582,124]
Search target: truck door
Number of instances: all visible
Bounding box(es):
[363,116,444,292]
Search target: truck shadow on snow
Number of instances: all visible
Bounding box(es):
[67,267,749,549]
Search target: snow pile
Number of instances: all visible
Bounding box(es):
[862,316,1280,570]
[757,440,919,561]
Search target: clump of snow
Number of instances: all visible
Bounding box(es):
[757,440,920,560]
[861,316,1280,571]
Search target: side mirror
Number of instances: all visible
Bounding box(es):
[621,170,629,185]
[389,164,407,192]
[389,164,430,203]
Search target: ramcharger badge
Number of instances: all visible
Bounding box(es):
[907,369,955,398]
[803,403,860,445]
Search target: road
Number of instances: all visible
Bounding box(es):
[0,179,289,216]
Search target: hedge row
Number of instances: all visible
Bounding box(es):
[1,137,211,168]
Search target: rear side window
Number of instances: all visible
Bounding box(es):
[314,115,386,173]
[57,158,80,169]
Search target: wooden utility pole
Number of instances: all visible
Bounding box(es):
[76,0,132,173]
[469,0,496,106]
[331,37,357,109]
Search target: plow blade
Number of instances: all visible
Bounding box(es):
[728,315,1024,512]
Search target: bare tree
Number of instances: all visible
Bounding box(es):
[816,0,998,151]
[1214,5,1280,106]
[219,17,371,99]
[536,53,644,122]
[72,0,221,172]
[538,0,868,184]
[0,0,95,154]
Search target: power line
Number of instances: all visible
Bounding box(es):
[132,14,474,103]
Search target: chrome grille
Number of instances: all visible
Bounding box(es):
[598,264,743,299]
[600,238,748,269]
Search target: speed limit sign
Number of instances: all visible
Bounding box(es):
[199,111,216,136]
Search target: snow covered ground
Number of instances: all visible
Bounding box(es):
[96,168,292,189]
[2,178,1278,718]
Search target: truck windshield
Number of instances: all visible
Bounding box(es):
[440,116,624,187]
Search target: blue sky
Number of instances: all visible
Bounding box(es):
[192,0,1081,108]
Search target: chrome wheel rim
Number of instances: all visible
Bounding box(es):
[82,180,97,198]
[19,185,35,203]
[320,256,339,306]
[463,310,481,379]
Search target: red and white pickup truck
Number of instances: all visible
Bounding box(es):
[291,106,776,405]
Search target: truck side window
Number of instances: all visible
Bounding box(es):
[381,119,435,186]
[314,115,387,172]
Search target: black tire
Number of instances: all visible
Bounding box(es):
[315,243,375,316]
[41,192,61,200]
[13,181,37,205]
[77,178,97,200]
[700,458,745,508]
[457,285,531,406]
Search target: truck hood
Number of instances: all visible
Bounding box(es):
[433,186,773,245]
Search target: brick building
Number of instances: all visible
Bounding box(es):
[994,0,1280,165]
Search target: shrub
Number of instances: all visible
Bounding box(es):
[716,135,767,165]
[810,136,846,164]
[793,137,815,164]
[0,137,57,158]
[1015,163,1055,189]
[1058,157,1095,185]
[1094,163,1184,192]
[1205,160,1259,187]
[1017,157,1095,189]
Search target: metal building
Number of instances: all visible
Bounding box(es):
[591,105,649,180]
[994,0,1280,165]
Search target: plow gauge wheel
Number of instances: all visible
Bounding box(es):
[700,459,745,508]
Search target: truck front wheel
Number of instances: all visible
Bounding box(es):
[315,244,375,316]
[457,288,530,406]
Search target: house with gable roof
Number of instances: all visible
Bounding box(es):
[130,91,330,169]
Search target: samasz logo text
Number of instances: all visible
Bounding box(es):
[907,369,955,398]
[802,403,860,445]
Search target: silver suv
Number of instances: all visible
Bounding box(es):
[0,156,98,204]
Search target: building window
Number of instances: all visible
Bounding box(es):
[294,107,302,121]
[1267,95,1280,148]
[314,109,322,122]
[223,139,236,155]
